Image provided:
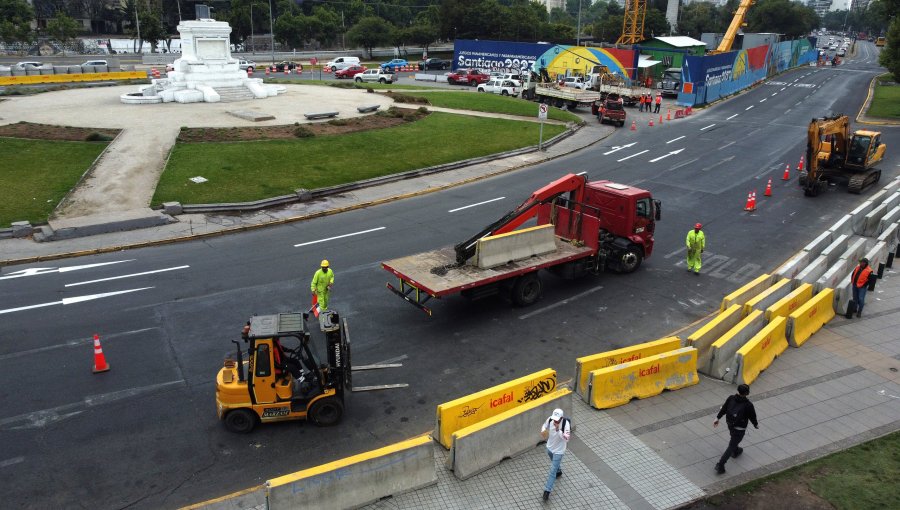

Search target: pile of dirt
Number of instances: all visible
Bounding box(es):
[0,121,119,141]
[687,478,834,510]
[176,107,429,142]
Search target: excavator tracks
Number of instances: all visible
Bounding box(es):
[847,169,881,194]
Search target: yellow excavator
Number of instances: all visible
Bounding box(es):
[800,115,886,196]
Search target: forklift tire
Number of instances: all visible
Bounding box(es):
[309,397,344,426]
[224,409,257,434]
[511,273,543,307]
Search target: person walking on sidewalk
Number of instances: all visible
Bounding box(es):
[851,257,873,318]
[310,259,335,312]
[686,223,706,275]
[713,384,758,474]
[654,92,662,114]
[540,408,571,501]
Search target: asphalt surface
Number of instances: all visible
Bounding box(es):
[0,41,897,509]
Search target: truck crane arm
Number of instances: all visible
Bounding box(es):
[453,173,587,265]
[711,0,755,54]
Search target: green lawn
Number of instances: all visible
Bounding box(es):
[869,75,900,119]
[397,91,583,123]
[153,112,566,205]
[0,137,108,227]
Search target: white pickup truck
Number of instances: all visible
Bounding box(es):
[354,68,395,84]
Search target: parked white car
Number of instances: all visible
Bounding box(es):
[354,68,394,84]
[477,79,521,96]
[238,59,256,72]
[15,61,43,69]
[81,60,108,67]
[561,76,588,89]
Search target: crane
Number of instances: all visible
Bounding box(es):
[617,0,647,45]
[710,0,756,54]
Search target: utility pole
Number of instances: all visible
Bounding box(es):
[268,0,275,65]
[250,5,254,54]
[576,0,582,46]
[135,3,141,54]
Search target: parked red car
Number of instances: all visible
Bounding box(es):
[335,65,368,79]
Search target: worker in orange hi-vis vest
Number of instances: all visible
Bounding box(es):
[850,258,873,318]
[655,92,662,114]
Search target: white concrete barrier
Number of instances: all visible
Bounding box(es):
[775,251,811,280]
[829,214,853,236]
[877,206,900,237]
[803,231,834,257]
[816,258,852,293]
[796,255,830,285]
[849,201,876,234]
[864,241,889,278]
[473,225,557,269]
[840,237,867,264]
[833,277,854,315]
[819,234,849,265]
[878,222,900,246]
[744,278,794,316]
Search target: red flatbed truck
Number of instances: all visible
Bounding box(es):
[381,173,662,315]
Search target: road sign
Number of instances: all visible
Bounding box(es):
[538,103,548,120]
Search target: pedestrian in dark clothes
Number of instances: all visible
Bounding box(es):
[713,384,758,474]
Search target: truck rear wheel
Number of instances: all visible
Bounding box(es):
[309,397,344,426]
[511,273,543,307]
[617,245,643,273]
[224,409,257,434]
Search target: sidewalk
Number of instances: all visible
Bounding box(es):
[360,268,900,510]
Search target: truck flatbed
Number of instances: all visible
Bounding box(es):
[382,239,595,314]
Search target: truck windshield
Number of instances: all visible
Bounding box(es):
[848,135,871,159]
[663,70,681,81]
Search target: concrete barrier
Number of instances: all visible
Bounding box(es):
[744,278,793,316]
[720,273,774,312]
[447,389,572,480]
[829,214,853,236]
[766,283,813,322]
[839,238,867,264]
[434,369,556,448]
[864,241,889,278]
[788,288,835,347]
[849,201,876,234]
[587,347,698,409]
[732,316,789,385]
[796,255,830,285]
[574,336,681,401]
[816,258,852,293]
[803,230,835,257]
[819,234,849,265]
[877,206,900,237]
[0,71,146,86]
[705,310,766,381]
[878,222,899,246]
[863,203,890,237]
[473,224,557,269]
[833,277,854,315]
[266,434,436,510]
[688,305,744,370]
[775,251,811,280]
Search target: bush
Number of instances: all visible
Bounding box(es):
[294,121,300,126]
[417,106,429,114]
[327,119,349,126]
[85,132,114,142]
[293,126,315,138]
[329,82,356,89]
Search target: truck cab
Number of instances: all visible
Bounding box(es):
[658,68,682,97]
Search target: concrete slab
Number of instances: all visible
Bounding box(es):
[829,214,853,237]
[46,208,173,241]
[227,109,276,121]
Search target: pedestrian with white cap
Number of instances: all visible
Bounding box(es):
[540,408,571,501]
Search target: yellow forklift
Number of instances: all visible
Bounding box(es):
[216,310,353,433]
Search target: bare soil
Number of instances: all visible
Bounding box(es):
[686,477,834,510]
[0,121,119,141]
[175,107,429,142]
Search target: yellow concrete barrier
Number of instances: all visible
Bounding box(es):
[434,368,556,449]
[0,71,146,86]
[720,273,773,312]
[688,305,743,372]
[765,283,813,322]
[787,288,835,347]
[743,278,793,316]
[574,336,681,401]
[733,316,789,385]
[266,434,435,509]
[587,347,698,409]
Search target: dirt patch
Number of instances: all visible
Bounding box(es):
[686,477,834,510]
[176,107,429,142]
[0,121,120,141]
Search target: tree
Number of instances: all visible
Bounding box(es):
[274,12,305,49]
[879,16,900,81]
[406,22,438,53]
[677,2,723,39]
[346,15,391,58]
[0,0,34,47]
[47,13,82,54]
[746,0,818,39]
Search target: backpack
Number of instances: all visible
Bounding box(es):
[725,397,748,426]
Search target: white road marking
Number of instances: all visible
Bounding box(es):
[0,287,154,315]
[603,142,637,155]
[449,197,505,213]
[701,155,736,171]
[670,157,700,171]
[726,114,739,120]
[66,265,189,287]
[759,98,767,102]
[294,227,386,247]
[617,150,649,162]
[795,101,802,106]
[785,109,792,114]
[519,286,604,320]
[718,141,736,150]
[0,260,134,281]
[780,87,786,91]
[0,380,184,430]
[0,457,24,468]
[700,124,716,131]
[649,148,685,163]
[0,328,158,361]
[745,105,755,111]
[666,136,685,144]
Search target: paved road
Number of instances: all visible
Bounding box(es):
[0,44,897,508]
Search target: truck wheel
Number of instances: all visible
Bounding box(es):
[224,409,257,434]
[309,397,344,426]
[470,81,477,87]
[379,78,386,83]
[617,245,643,273]
[449,79,456,85]
[619,121,625,127]
[511,273,543,307]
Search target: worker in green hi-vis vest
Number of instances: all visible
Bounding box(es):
[310,259,335,311]
[686,223,706,275]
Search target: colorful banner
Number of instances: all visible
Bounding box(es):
[533,45,638,82]
[453,39,553,73]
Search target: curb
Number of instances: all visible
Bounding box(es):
[856,74,900,126]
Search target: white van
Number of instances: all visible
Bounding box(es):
[324,56,360,71]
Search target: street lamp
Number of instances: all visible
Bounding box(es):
[268,0,275,66]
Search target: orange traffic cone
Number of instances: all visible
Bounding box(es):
[265,67,270,76]
[744,191,757,211]
[649,118,654,127]
[630,120,636,131]
[666,108,671,121]
[764,178,773,197]
[798,156,804,171]
[92,334,110,374]
[284,66,289,75]
[659,114,663,125]
[782,164,790,180]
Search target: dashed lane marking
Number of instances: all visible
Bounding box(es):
[448,197,505,213]
[294,227,386,247]
[65,265,189,287]
[617,150,649,162]
[700,124,716,131]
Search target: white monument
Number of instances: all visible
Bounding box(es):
[121,19,283,104]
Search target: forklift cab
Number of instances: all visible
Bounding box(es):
[216,311,351,433]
